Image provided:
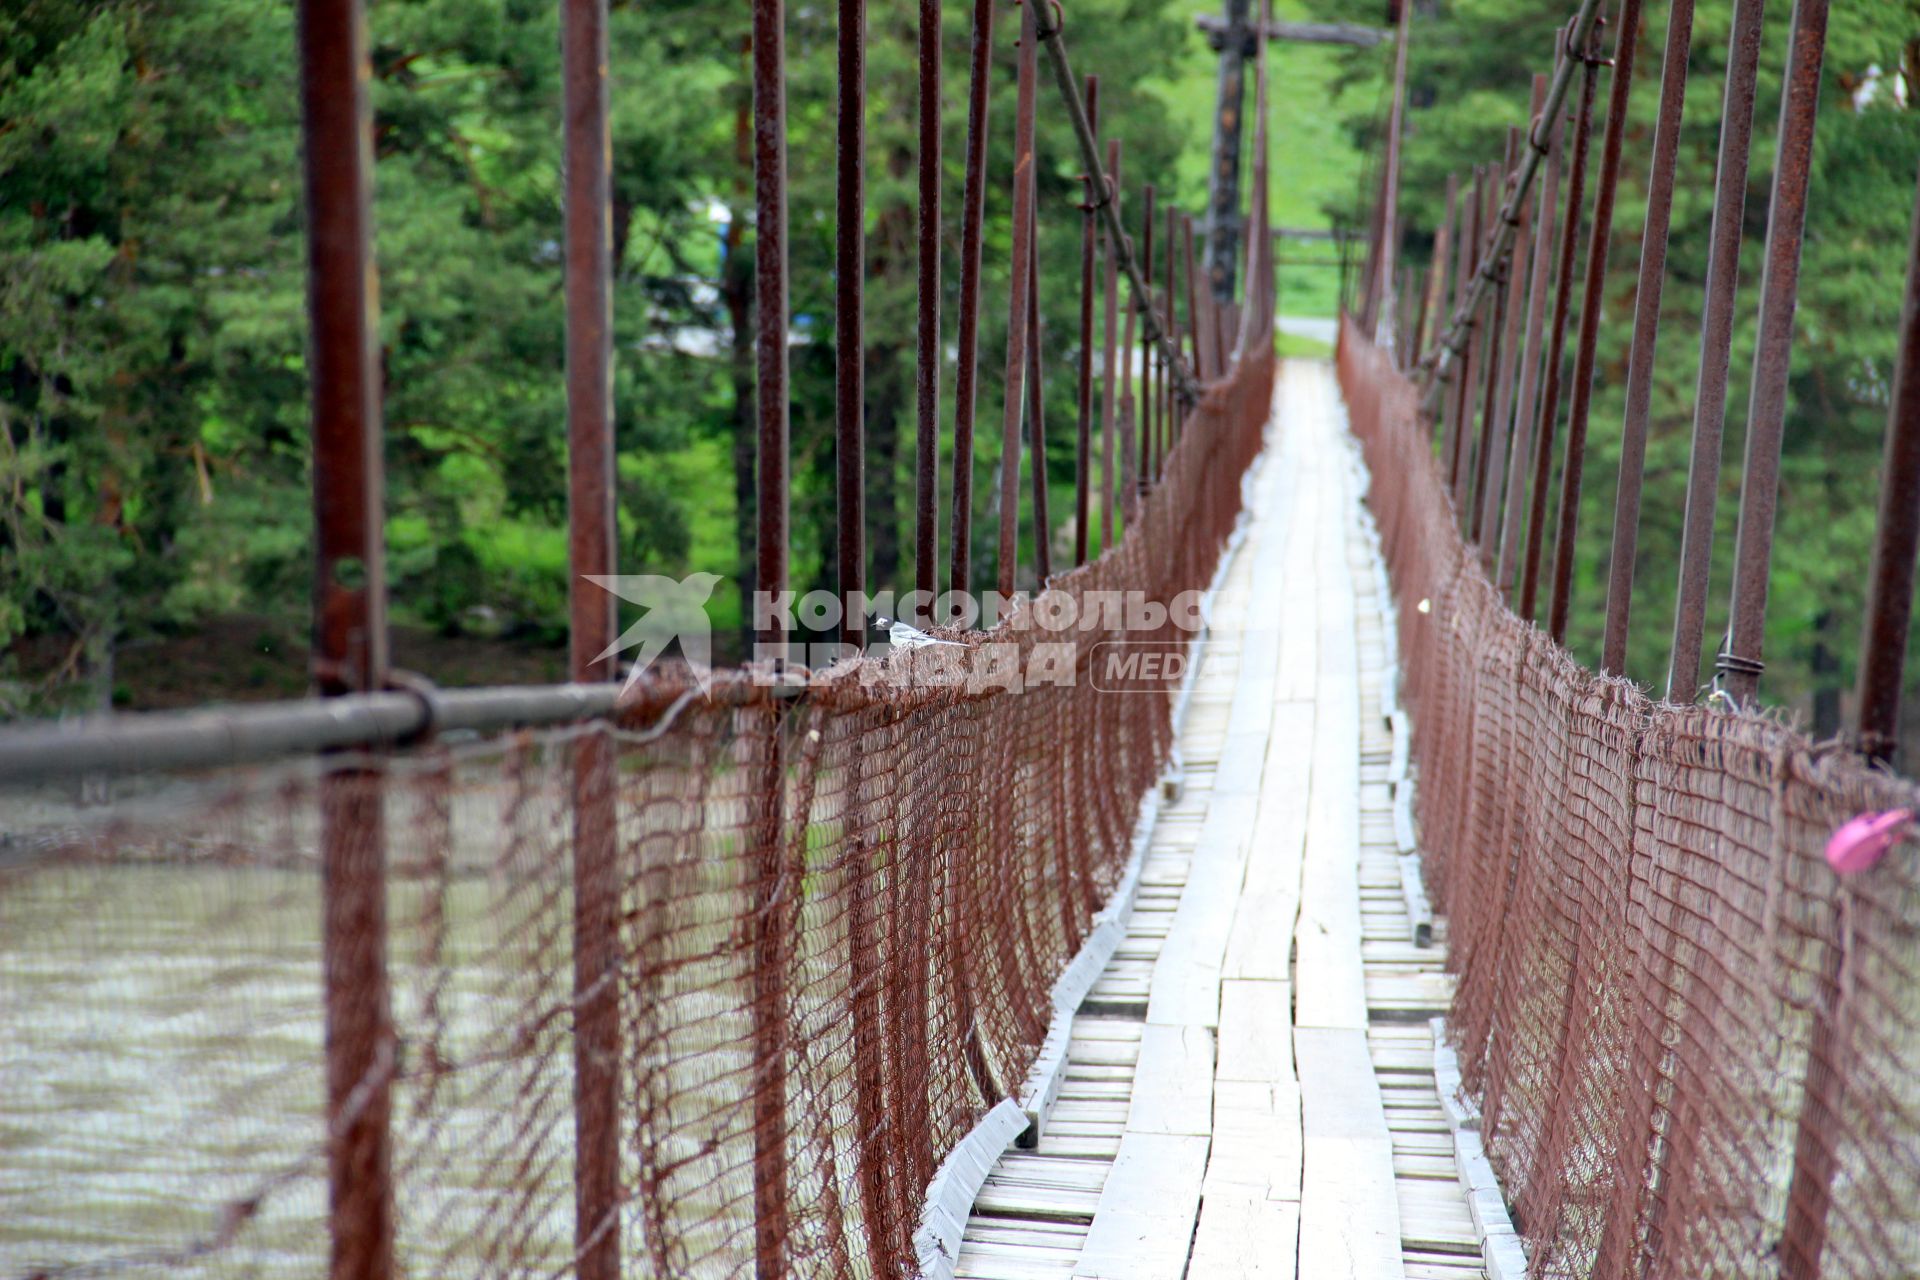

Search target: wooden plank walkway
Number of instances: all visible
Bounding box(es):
[955,360,1505,1280]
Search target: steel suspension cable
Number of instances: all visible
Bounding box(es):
[1034,2,1203,404]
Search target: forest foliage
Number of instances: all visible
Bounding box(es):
[0,0,1204,712]
[1321,0,1920,733]
[6,0,1917,734]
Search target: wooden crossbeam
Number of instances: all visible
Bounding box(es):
[1194,13,1391,50]
[1273,226,1360,242]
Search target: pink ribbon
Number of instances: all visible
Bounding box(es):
[1825,808,1913,875]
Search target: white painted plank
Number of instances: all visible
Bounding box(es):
[1188,1195,1301,1279]
[1398,851,1435,950]
[966,1219,1090,1246]
[1148,467,1300,1024]
[1275,448,1322,702]
[1146,789,1255,1027]
[1215,727,1273,797]
[1206,1077,1303,1203]
[920,1099,1034,1280]
[956,1250,1078,1280]
[1388,711,1410,783]
[1216,979,1293,1083]
[1125,1023,1214,1137]
[1071,1132,1209,1280]
[1294,438,1366,1031]
[1021,913,1130,1142]
[1485,1230,1531,1280]
[972,1180,1101,1223]
[1392,782,1416,853]
[1296,1026,1405,1280]
[1224,701,1313,981]
[1222,431,1299,746]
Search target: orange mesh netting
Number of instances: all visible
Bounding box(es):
[0,352,1272,1279]
[1340,317,1920,1280]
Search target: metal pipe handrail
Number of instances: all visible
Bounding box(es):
[0,682,643,785]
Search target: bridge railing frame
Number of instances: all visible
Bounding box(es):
[0,0,1280,1270]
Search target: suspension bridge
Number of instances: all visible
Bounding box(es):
[3,0,1919,1276]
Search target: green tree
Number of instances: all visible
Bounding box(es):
[0,0,1202,708]
[1330,0,1920,730]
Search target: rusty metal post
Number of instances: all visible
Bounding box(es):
[299,0,394,1272]
[1438,171,1470,455]
[1482,90,1543,548]
[836,0,886,1261]
[1162,283,1174,461]
[1666,0,1766,698]
[1445,167,1486,501]
[1854,165,1920,764]
[1217,291,1235,369]
[1027,188,1054,583]
[1152,311,1165,477]
[1779,925,1848,1280]
[1721,0,1828,705]
[750,0,792,1270]
[902,5,940,1189]
[1426,173,1458,429]
[1756,36,1840,1271]
[950,0,996,606]
[1120,274,1138,515]
[1458,168,1489,471]
[1165,201,1179,451]
[936,0,1013,1104]
[848,804,889,1271]
[1140,184,1157,493]
[997,0,1039,597]
[1099,141,1122,551]
[1499,51,1565,596]
[754,0,792,662]
[1369,0,1414,344]
[836,0,866,648]
[1410,263,1433,370]
[1250,2,1275,331]
[748,703,790,1280]
[302,11,388,705]
[1150,311,1164,476]
[1520,44,1599,621]
[567,710,622,1268]
[1138,182,1156,499]
[560,0,621,1273]
[1547,0,1642,646]
[316,770,394,1280]
[1402,267,1420,370]
[1181,215,1201,381]
[914,0,941,616]
[1599,0,1693,676]
[1197,222,1217,377]
[1075,77,1099,566]
[1121,297,1139,492]
[1468,132,1520,546]
[1416,0,1609,403]
[1474,111,1536,564]
[1159,205,1175,454]
[1356,157,1389,333]
[1034,10,1200,405]
[1206,0,1252,301]
[1467,230,1508,540]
